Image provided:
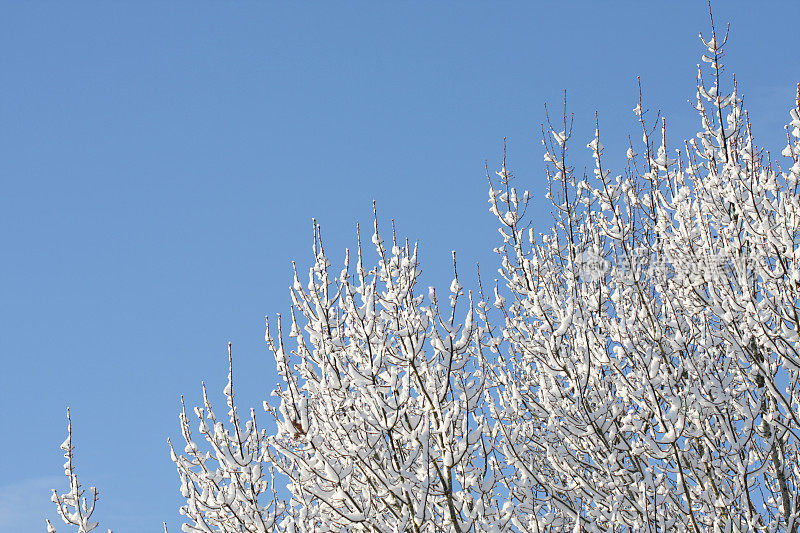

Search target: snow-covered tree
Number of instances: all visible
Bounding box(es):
[50,11,800,533]
[484,27,800,531]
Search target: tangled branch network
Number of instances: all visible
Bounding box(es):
[49,11,800,533]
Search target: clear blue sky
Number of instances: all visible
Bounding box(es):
[2,2,798,531]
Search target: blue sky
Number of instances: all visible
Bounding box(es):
[2,2,799,531]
